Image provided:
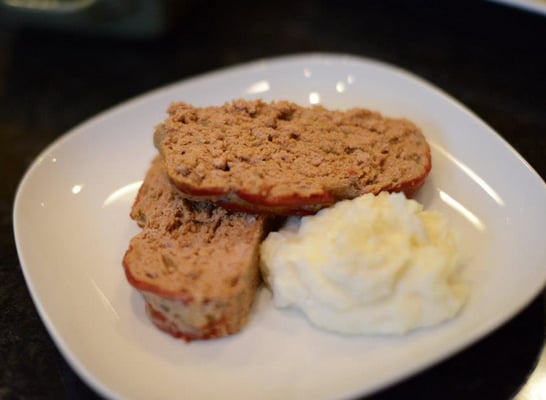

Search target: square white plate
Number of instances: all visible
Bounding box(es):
[13,54,546,400]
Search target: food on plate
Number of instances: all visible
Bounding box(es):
[124,99,453,341]
[153,99,431,215]
[122,157,269,341]
[260,192,468,335]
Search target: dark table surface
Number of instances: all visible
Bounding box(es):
[1,0,545,399]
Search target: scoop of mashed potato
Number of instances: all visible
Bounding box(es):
[260,192,468,335]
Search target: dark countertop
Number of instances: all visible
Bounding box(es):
[1,1,545,399]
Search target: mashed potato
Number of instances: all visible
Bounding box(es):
[260,192,468,335]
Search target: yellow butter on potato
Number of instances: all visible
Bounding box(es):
[260,192,468,335]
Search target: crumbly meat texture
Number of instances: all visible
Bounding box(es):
[122,157,268,341]
[154,99,431,215]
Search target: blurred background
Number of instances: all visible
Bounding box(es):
[0,0,545,399]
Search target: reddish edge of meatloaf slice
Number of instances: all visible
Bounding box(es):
[154,99,431,215]
[122,156,268,341]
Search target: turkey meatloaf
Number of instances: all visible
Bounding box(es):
[154,99,431,215]
[122,157,269,341]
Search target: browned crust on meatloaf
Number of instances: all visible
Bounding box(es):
[122,156,268,341]
[154,99,431,215]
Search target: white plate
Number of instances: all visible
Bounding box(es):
[487,0,546,15]
[13,54,546,400]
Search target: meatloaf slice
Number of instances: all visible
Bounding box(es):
[154,99,431,215]
[122,156,268,341]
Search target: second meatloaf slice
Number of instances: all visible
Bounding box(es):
[154,99,431,215]
[122,156,268,341]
